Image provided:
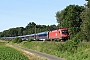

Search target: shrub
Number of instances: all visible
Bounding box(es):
[28,39,33,42]
[12,37,22,43]
[61,40,73,53]
[58,37,81,54]
[62,33,82,53]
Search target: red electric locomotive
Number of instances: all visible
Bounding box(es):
[48,28,69,41]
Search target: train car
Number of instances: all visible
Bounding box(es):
[18,36,28,40]
[25,34,35,40]
[1,37,16,40]
[49,28,69,41]
[36,31,49,40]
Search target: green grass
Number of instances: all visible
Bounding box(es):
[18,41,90,60]
[0,42,28,60]
[57,43,90,60]
[19,41,61,54]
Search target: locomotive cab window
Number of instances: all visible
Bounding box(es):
[61,30,68,34]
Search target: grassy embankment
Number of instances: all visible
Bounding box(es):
[17,40,90,60]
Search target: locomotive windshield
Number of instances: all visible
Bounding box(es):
[61,30,68,34]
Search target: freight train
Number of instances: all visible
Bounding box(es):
[2,28,69,41]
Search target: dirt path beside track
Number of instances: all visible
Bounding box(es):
[7,43,65,60]
[6,44,47,60]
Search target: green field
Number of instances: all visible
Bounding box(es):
[0,42,28,60]
[18,41,90,60]
[1,39,90,60]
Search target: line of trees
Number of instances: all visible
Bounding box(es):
[0,22,58,37]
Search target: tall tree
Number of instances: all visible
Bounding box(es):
[0,32,3,37]
[26,22,36,29]
[16,27,25,36]
[80,0,90,41]
[56,5,85,38]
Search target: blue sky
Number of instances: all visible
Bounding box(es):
[0,0,87,32]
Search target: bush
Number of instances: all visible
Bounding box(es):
[28,39,33,42]
[12,37,22,43]
[72,33,82,45]
[58,36,82,54]
[62,33,82,53]
[61,40,74,53]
